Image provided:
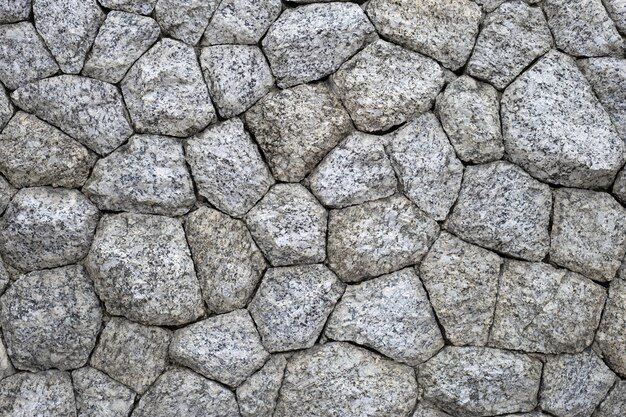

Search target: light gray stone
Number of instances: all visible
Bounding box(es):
[596,279,626,377]
[0,86,12,130]
[72,367,136,417]
[603,0,626,34]
[614,168,626,205]
[411,403,454,417]
[0,176,14,215]
[202,0,282,45]
[154,0,219,45]
[472,0,505,11]
[0,0,30,22]
[98,0,157,15]
[0,258,8,297]
[594,380,626,417]
[0,370,76,417]
[0,336,14,381]
[237,355,287,417]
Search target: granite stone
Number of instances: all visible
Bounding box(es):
[72,367,136,417]
[202,0,282,45]
[0,370,76,416]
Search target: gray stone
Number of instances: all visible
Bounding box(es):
[274,342,418,417]
[596,279,626,377]
[0,187,99,272]
[446,161,552,261]
[262,2,376,88]
[83,135,195,216]
[0,86,12,130]
[0,0,30,22]
[411,403,453,417]
[0,336,14,381]
[472,0,506,11]
[237,355,287,417]
[121,38,215,137]
[82,11,160,84]
[169,309,269,387]
[154,0,219,45]
[0,176,14,215]
[603,0,626,34]
[0,258,8,297]
[249,264,344,352]
[90,317,171,394]
[490,260,606,354]
[202,0,282,45]
[72,367,136,417]
[11,75,133,155]
[330,39,444,132]
[185,207,266,314]
[614,168,626,205]
[0,112,96,188]
[327,194,439,283]
[244,184,327,266]
[0,370,76,416]
[418,347,542,416]
[387,113,464,221]
[420,232,502,346]
[594,380,626,417]
[185,119,274,218]
[98,0,157,15]
[502,51,625,188]
[86,213,204,326]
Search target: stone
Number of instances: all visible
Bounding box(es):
[83,134,195,216]
[306,132,397,208]
[366,0,482,70]
[0,176,14,215]
[133,368,240,417]
[594,380,626,417]
[154,0,219,45]
[387,113,464,221]
[501,51,625,188]
[90,317,171,394]
[248,264,344,352]
[11,75,133,155]
[121,38,215,137]
[275,342,417,417]
[0,258,8,296]
[72,367,136,417]
[86,213,204,326]
[0,22,58,90]
[0,187,99,272]
[202,0,282,45]
[0,0,30,22]
[418,347,542,416]
[420,232,502,346]
[614,168,626,205]
[436,76,504,163]
[0,370,76,416]
[490,260,606,354]
[411,403,453,417]
[0,86,12,130]
[541,350,616,417]
[184,207,266,314]
[185,118,273,217]
[0,112,96,188]
[466,1,553,90]
[34,0,104,74]
[98,0,156,15]
[326,268,443,365]
[169,309,269,387]
[82,11,160,84]
[596,279,626,377]
[330,39,444,132]
[200,45,274,118]
[237,355,287,417]
[328,194,439,283]
[603,0,626,34]
[0,336,14,380]
[244,184,327,266]
[446,161,551,261]
[245,82,352,182]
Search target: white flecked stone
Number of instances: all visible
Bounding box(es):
[202,0,282,45]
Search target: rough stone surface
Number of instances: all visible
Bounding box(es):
[72,367,136,417]
[154,0,219,45]
[614,168,626,205]
[202,0,282,45]
[596,279,626,377]
[0,176,15,215]
[0,0,30,22]
[0,336,15,381]
[411,403,454,417]
[236,355,287,417]
[0,370,76,416]
[604,0,626,34]
[98,0,157,15]
[594,380,626,417]
[0,86,12,130]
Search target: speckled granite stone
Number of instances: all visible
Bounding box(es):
[72,367,136,417]
[594,380,626,417]
[0,176,15,215]
[0,370,76,416]
[0,0,30,22]
[596,279,626,377]
[0,86,12,130]
[410,403,454,417]
[154,0,219,45]
[0,336,15,381]
[98,0,157,15]
[237,355,286,417]
[604,0,626,34]
[202,0,282,45]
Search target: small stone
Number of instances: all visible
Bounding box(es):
[0,86,12,130]
[185,207,266,314]
[418,347,542,416]
[328,194,439,282]
[387,113,464,221]
[83,134,195,216]
[154,0,219,45]
[489,260,606,353]
[90,317,171,394]
[202,0,282,45]
[0,336,15,380]
[169,309,269,387]
[274,342,417,417]
[0,258,8,297]
[0,0,30,22]
[614,168,626,205]
[0,176,14,215]
[0,370,76,416]
[411,403,454,417]
[237,355,287,417]
[594,380,626,417]
[541,350,616,417]
[121,38,215,137]
[72,367,136,417]
[244,184,327,266]
[604,0,626,34]
[98,0,157,15]
[249,264,344,352]
[245,82,352,182]
[596,279,626,377]
[86,213,204,326]
[11,75,133,155]
[0,187,99,272]
[82,11,160,84]
[306,132,397,208]
[330,39,444,132]
[0,112,96,188]
[420,232,502,346]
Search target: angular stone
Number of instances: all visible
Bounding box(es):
[0,176,14,215]
[121,38,215,137]
[274,342,417,417]
[328,194,439,282]
[82,11,160,84]
[0,370,76,416]
[0,336,15,380]
[202,0,282,45]
[0,258,8,297]
[98,0,156,15]
[237,355,287,417]
[72,367,136,417]
[86,213,203,326]
[83,135,195,216]
[0,86,12,130]
[249,264,344,352]
[0,187,99,272]
[90,317,171,394]
[0,0,30,22]
[387,113,464,221]
[490,260,606,354]
[420,232,502,346]
[245,184,327,266]
[0,112,96,188]
[169,309,269,387]
[411,403,454,417]
[594,380,626,417]
[502,51,625,188]
[186,118,273,218]
[154,0,219,45]
[604,0,626,34]
[11,75,133,155]
[614,168,626,205]
[596,279,626,377]
[185,207,266,314]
